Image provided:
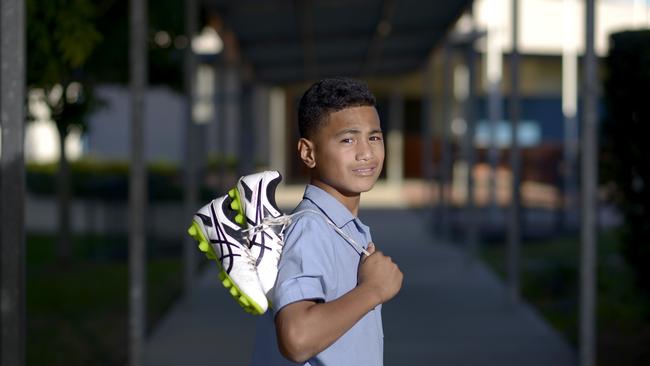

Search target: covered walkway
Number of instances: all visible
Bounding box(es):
[144,208,575,365]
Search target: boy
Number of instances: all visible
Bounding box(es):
[251,78,403,365]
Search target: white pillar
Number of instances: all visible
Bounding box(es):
[387,91,404,186]
[269,88,287,180]
[563,0,579,230]
[253,86,270,168]
[224,67,240,160]
[485,0,504,210]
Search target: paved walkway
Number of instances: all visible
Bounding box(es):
[144,208,576,366]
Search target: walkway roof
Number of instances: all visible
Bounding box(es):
[204,0,473,84]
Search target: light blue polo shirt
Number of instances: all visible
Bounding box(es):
[250,184,384,366]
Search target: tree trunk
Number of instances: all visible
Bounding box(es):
[57,128,71,262]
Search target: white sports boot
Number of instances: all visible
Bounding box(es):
[229,171,285,299]
[188,194,268,314]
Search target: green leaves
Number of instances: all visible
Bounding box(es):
[54,0,102,69]
[26,0,105,134]
[27,0,102,87]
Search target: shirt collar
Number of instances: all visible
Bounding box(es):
[303,184,356,228]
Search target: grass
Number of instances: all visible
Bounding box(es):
[481,229,650,365]
[27,234,183,366]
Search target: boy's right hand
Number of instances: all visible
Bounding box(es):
[358,242,403,305]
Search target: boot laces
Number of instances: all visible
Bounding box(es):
[240,210,369,256]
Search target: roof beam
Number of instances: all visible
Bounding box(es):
[255,54,420,83]
[248,46,427,68]
[239,24,445,48]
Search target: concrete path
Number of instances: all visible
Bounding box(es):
[144,208,576,366]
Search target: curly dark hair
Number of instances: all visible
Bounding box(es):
[298,77,376,138]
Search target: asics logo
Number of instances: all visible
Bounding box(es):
[197,213,212,227]
[246,182,281,266]
[209,203,242,274]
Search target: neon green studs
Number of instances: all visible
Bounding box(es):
[240,297,250,306]
[198,241,209,252]
[187,219,265,315]
[228,186,247,229]
[186,187,269,315]
[230,200,240,211]
[189,222,217,260]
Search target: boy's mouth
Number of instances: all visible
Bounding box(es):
[352,165,377,176]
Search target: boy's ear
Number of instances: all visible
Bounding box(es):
[297,138,316,168]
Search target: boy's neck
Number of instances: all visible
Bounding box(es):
[310,179,360,217]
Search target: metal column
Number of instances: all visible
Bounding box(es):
[128,0,147,364]
[562,0,579,231]
[486,0,504,215]
[465,36,479,257]
[440,41,453,242]
[421,65,434,183]
[507,0,522,302]
[1,0,26,364]
[580,0,598,365]
[183,0,199,297]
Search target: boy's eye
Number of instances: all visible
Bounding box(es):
[370,135,383,142]
[340,138,354,144]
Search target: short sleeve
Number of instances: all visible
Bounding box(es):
[272,215,336,315]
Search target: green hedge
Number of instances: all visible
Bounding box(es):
[26,158,244,201]
[26,160,195,201]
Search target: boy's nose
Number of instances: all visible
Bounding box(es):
[356,141,373,161]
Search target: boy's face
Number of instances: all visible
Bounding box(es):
[299,106,384,197]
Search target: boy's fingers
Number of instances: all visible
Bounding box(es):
[361,243,375,261]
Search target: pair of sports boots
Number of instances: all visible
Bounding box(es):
[187,171,285,315]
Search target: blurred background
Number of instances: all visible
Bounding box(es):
[1,0,649,365]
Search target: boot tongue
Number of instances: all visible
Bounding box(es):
[264,206,283,219]
[265,172,283,212]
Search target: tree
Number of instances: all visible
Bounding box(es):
[27,0,187,262]
[601,30,650,293]
[26,0,102,262]
[84,0,185,89]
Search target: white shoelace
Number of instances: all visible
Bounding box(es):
[241,209,370,256]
